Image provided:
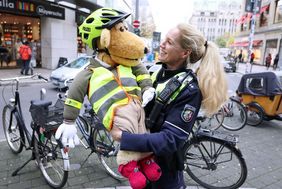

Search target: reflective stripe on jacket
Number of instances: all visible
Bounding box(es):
[88,65,141,130]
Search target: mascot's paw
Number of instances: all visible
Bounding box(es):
[118,161,147,189]
[139,155,162,181]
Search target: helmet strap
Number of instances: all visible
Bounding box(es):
[97,48,111,56]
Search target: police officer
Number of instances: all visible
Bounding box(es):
[110,23,228,188]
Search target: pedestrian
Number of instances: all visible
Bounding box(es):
[0,42,9,67]
[250,52,255,64]
[265,53,272,70]
[15,38,22,68]
[29,40,37,75]
[110,23,228,188]
[273,54,279,70]
[19,41,32,75]
[238,50,243,63]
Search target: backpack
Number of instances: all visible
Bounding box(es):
[20,46,31,60]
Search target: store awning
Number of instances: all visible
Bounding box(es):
[260,5,270,14]
[231,40,262,47]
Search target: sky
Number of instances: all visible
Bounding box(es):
[148,0,194,35]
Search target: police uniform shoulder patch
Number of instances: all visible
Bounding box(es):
[181,104,196,122]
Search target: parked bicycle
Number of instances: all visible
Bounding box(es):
[183,114,248,189]
[1,75,70,189]
[201,95,247,131]
[75,102,124,180]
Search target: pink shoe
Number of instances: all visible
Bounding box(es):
[139,156,162,181]
[118,161,147,189]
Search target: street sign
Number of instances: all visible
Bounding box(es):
[133,20,140,28]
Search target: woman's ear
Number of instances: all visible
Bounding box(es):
[100,28,111,48]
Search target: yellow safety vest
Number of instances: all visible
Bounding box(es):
[88,65,141,130]
[151,70,193,104]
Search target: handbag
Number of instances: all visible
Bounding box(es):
[30,59,36,68]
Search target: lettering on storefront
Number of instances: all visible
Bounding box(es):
[0,0,14,8]
[0,0,65,20]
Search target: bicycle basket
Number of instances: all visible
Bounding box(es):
[30,99,64,131]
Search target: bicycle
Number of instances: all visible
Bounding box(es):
[219,96,247,131]
[75,102,125,180]
[1,74,70,189]
[202,95,247,131]
[183,115,248,189]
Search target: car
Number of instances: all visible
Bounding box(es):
[143,62,162,75]
[220,56,236,73]
[50,56,91,89]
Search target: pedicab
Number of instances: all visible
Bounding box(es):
[236,72,282,126]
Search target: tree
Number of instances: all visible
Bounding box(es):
[215,36,227,48]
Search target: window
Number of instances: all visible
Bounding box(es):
[275,0,282,23]
[247,78,263,91]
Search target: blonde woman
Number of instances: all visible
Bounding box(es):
[113,23,228,189]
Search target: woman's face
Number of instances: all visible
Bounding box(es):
[158,27,189,69]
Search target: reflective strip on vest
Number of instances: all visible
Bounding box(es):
[136,74,150,82]
[88,65,141,130]
[152,70,193,103]
[65,98,82,109]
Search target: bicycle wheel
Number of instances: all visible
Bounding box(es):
[221,99,247,131]
[183,137,247,189]
[205,109,224,130]
[93,127,125,180]
[246,104,263,126]
[34,131,68,188]
[2,105,24,153]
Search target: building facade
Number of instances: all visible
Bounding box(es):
[190,0,241,42]
[0,0,134,70]
[234,0,282,66]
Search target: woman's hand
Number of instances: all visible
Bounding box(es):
[110,126,122,142]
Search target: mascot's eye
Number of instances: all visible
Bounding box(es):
[119,27,125,32]
[124,26,128,30]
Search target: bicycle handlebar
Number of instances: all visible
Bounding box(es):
[0,73,48,83]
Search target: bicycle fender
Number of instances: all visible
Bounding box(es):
[247,102,265,115]
[196,129,239,145]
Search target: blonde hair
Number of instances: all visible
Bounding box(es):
[177,23,228,115]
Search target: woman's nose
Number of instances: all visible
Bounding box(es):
[144,47,149,54]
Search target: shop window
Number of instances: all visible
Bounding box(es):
[275,0,282,23]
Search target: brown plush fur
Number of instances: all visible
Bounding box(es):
[97,22,146,67]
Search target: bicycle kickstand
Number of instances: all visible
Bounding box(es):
[11,154,35,176]
[80,151,95,168]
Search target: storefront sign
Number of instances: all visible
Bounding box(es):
[0,0,65,20]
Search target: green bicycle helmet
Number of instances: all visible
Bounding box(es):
[79,8,130,49]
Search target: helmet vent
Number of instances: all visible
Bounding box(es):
[86,18,94,24]
[83,33,89,40]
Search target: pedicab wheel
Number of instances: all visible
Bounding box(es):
[246,104,263,126]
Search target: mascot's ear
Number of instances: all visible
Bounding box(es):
[100,28,111,48]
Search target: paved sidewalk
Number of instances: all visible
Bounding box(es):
[1,64,281,189]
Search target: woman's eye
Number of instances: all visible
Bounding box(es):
[120,27,124,32]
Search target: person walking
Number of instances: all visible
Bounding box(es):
[238,50,243,63]
[19,41,32,75]
[273,54,279,70]
[110,23,228,188]
[0,42,9,67]
[15,38,22,68]
[250,52,255,64]
[265,53,272,70]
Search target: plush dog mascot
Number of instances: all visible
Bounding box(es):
[55,8,161,189]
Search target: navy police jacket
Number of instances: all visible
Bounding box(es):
[120,64,202,189]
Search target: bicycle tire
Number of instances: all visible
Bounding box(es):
[246,104,263,126]
[2,105,24,153]
[221,99,247,131]
[183,137,247,189]
[33,131,68,188]
[93,127,125,181]
[201,109,224,130]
